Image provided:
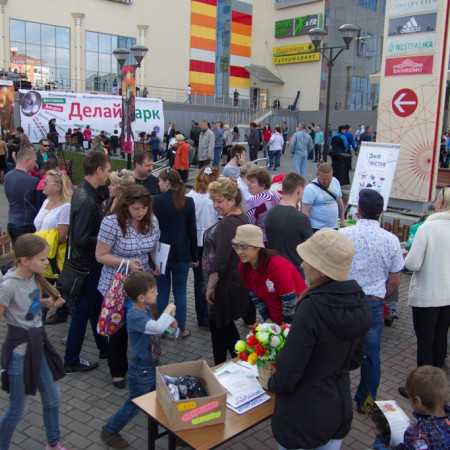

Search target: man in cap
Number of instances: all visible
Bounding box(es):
[340,189,404,413]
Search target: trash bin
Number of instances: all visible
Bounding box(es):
[331,152,351,186]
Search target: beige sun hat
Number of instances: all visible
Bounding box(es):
[232,224,265,248]
[296,228,354,281]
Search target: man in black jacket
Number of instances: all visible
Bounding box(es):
[63,150,111,373]
[36,138,57,171]
[247,122,259,161]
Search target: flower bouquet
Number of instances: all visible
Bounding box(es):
[235,323,290,389]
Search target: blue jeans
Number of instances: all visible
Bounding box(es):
[156,261,190,332]
[64,265,108,366]
[103,358,157,435]
[7,224,35,245]
[0,353,61,448]
[293,152,308,177]
[213,148,221,168]
[269,150,281,169]
[355,296,384,405]
[262,141,268,157]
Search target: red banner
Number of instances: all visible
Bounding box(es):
[121,65,136,154]
[385,55,434,76]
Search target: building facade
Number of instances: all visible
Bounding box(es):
[0,0,448,124]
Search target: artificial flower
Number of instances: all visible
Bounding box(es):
[254,343,266,357]
[248,352,258,365]
[269,335,281,348]
[238,350,249,361]
[251,323,258,334]
[247,335,258,348]
[283,328,290,338]
[258,323,269,332]
[269,324,281,335]
[256,331,269,344]
[235,340,247,353]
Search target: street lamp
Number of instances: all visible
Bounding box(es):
[113,45,148,169]
[308,23,359,162]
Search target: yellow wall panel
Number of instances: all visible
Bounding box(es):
[191,1,217,19]
[229,76,250,88]
[191,24,216,40]
[231,32,251,48]
[189,71,215,85]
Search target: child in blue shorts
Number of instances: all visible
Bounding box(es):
[374,365,450,449]
[101,272,177,448]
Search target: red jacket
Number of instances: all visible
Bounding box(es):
[173,141,190,170]
[263,129,272,142]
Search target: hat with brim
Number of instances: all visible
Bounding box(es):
[232,224,265,248]
[296,228,354,281]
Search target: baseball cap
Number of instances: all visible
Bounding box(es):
[359,189,384,214]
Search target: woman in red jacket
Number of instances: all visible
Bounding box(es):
[173,134,190,182]
[262,124,272,158]
[234,224,307,325]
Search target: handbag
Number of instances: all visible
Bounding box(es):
[55,259,90,301]
[97,260,130,337]
[35,228,67,279]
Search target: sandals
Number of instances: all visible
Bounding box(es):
[181,329,191,339]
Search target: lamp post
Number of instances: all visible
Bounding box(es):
[308,24,359,162]
[113,45,148,169]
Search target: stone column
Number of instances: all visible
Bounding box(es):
[136,25,148,90]
[71,12,85,92]
[0,0,8,72]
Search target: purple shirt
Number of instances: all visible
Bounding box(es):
[245,190,280,243]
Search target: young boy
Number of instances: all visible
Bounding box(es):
[374,366,450,449]
[101,272,177,449]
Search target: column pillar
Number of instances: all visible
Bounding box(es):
[71,12,85,92]
[0,0,8,72]
[137,25,148,89]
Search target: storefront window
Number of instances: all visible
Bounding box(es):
[84,31,136,92]
[9,19,71,89]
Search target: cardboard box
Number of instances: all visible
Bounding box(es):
[156,360,227,431]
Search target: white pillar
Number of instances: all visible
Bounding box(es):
[137,25,148,90]
[0,0,8,72]
[71,12,85,93]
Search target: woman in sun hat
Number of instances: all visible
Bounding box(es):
[268,228,372,450]
[233,224,307,325]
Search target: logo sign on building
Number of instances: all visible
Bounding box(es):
[388,13,437,36]
[275,14,323,38]
[392,88,418,117]
[275,0,321,10]
[273,43,320,65]
[389,0,438,17]
[385,55,434,76]
[376,0,450,204]
[386,33,435,57]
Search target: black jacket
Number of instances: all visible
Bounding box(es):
[152,190,197,263]
[247,128,259,147]
[68,179,108,269]
[268,280,372,449]
[189,126,201,147]
[36,150,57,171]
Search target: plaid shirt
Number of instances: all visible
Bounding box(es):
[374,405,450,449]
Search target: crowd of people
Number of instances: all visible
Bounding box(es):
[0,118,449,450]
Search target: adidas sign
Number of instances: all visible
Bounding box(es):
[400,17,421,34]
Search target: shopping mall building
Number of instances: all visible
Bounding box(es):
[0,0,449,130]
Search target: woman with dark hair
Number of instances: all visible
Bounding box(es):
[232,126,240,143]
[153,169,197,338]
[95,184,160,388]
[186,166,219,326]
[268,229,371,450]
[234,224,306,325]
[203,177,249,364]
[48,119,58,148]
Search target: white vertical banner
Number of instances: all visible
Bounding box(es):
[376,0,450,203]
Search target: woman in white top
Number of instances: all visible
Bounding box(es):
[96,184,160,388]
[404,187,450,369]
[237,161,257,204]
[186,166,219,326]
[33,170,72,242]
[268,126,284,171]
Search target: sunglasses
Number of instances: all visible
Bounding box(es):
[232,244,250,251]
[42,144,49,147]
[127,193,150,200]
